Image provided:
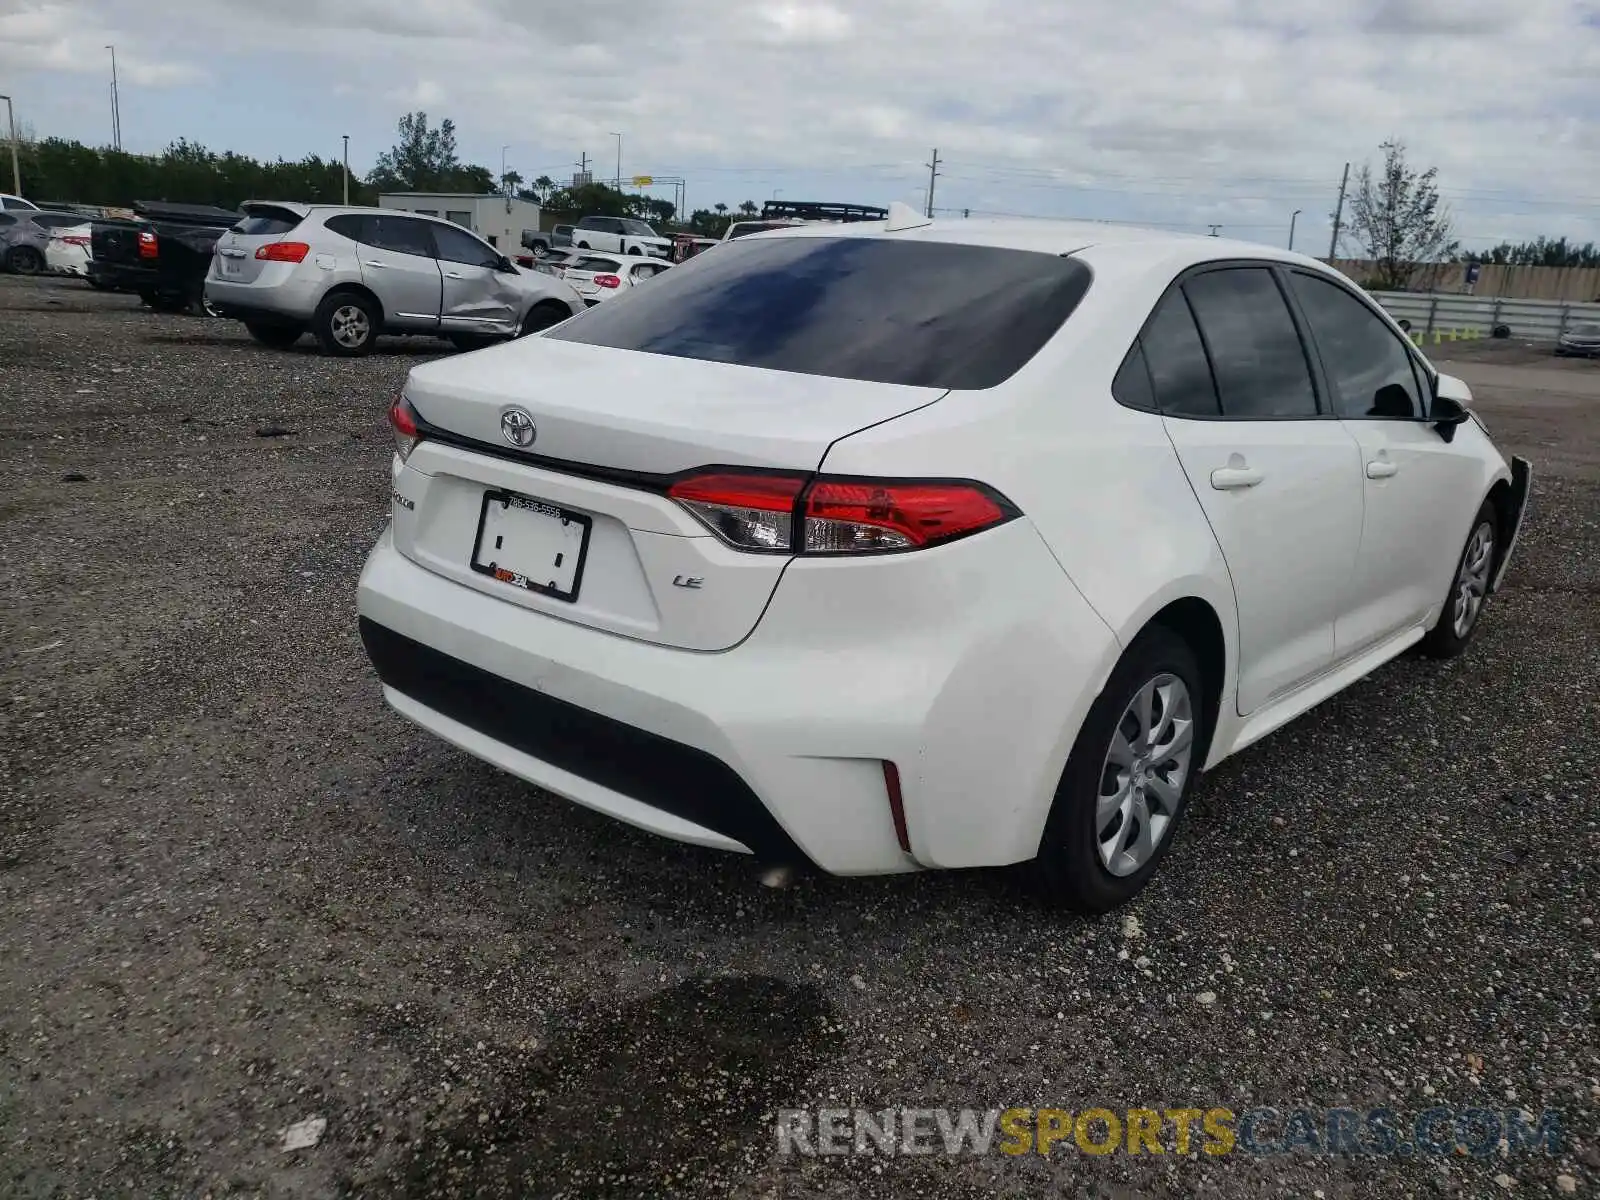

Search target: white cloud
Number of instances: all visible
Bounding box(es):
[5,0,1600,246]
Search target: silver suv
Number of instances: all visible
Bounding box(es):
[204,203,586,356]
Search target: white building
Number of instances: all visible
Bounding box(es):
[376,192,543,252]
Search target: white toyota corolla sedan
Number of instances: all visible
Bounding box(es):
[357,204,1531,912]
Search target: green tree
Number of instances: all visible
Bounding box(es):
[1461,237,1600,268]
[737,200,757,216]
[367,111,492,193]
[1344,140,1458,291]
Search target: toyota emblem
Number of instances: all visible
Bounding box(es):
[500,407,537,448]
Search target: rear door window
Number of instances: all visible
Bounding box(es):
[1182,268,1319,419]
[362,215,436,258]
[1287,271,1427,419]
[1140,290,1220,417]
[547,236,1094,389]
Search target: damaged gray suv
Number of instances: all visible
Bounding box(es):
[204,202,585,356]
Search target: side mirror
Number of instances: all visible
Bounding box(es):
[1434,371,1474,409]
[1430,395,1471,442]
[496,255,517,273]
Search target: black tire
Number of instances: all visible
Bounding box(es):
[1033,625,1204,913]
[628,245,643,256]
[245,322,303,349]
[1492,323,1511,339]
[1397,318,1412,332]
[148,292,189,313]
[576,241,590,250]
[5,246,44,275]
[531,243,550,259]
[1419,500,1499,659]
[519,302,570,336]
[312,290,378,357]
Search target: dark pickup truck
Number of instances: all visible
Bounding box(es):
[90,201,240,313]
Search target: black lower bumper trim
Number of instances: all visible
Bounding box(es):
[357,618,809,865]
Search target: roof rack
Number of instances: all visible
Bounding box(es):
[759,200,889,223]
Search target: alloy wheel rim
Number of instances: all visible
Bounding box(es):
[1097,673,1195,877]
[1453,521,1494,638]
[332,305,369,347]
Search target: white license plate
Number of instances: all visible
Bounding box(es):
[471,491,591,602]
[221,259,242,276]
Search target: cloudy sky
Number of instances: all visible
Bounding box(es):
[3,0,1599,252]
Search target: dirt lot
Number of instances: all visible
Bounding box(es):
[1,276,1596,1198]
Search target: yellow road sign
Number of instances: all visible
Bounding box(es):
[631,175,653,187]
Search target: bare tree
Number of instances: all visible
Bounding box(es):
[1344,140,1458,290]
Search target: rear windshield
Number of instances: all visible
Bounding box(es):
[546,236,1094,389]
[233,206,302,236]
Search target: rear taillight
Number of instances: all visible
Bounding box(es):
[666,470,1016,555]
[137,230,157,258]
[389,394,422,462]
[256,241,311,263]
[59,235,91,247]
[594,274,621,288]
[667,472,805,552]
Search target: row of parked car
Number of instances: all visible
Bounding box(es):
[0,192,694,356]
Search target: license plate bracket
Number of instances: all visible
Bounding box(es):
[470,490,592,602]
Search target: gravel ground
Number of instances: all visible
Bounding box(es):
[1,275,1596,1199]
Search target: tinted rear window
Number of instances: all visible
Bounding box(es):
[547,237,1094,389]
[233,206,302,236]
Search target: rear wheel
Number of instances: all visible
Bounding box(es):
[313,291,378,357]
[1034,626,1203,913]
[1419,500,1498,658]
[245,322,303,349]
[5,246,43,275]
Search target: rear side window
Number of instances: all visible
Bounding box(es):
[1141,290,1219,417]
[547,237,1094,390]
[1287,271,1427,419]
[323,214,365,241]
[1112,343,1157,412]
[234,206,302,236]
[568,256,621,273]
[1183,268,1318,419]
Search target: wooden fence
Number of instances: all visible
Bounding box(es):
[1327,259,1600,302]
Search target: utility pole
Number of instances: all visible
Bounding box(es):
[610,133,622,189]
[1328,161,1350,260]
[106,45,121,151]
[1288,209,1301,251]
[1207,224,1222,237]
[576,151,590,187]
[342,134,349,205]
[0,95,19,197]
[924,148,940,219]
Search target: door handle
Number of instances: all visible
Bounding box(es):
[444,270,465,279]
[362,260,388,269]
[1210,466,1264,490]
[1366,459,1399,479]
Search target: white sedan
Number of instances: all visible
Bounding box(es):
[357,203,1529,911]
[556,252,671,304]
[44,222,93,277]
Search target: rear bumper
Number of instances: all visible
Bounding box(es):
[356,521,1119,875]
[88,261,158,291]
[205,271,324,323]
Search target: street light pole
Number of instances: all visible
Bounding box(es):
[0,95,20,197]
[1288,209,1302,252]
[105,45,121,151]
[342,134,350,205]
[610,132,622,188]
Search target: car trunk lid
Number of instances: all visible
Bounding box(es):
[394,337,944,649]
[211,202,305,285]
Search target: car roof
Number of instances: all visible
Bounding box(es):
[754,214,1328,273]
